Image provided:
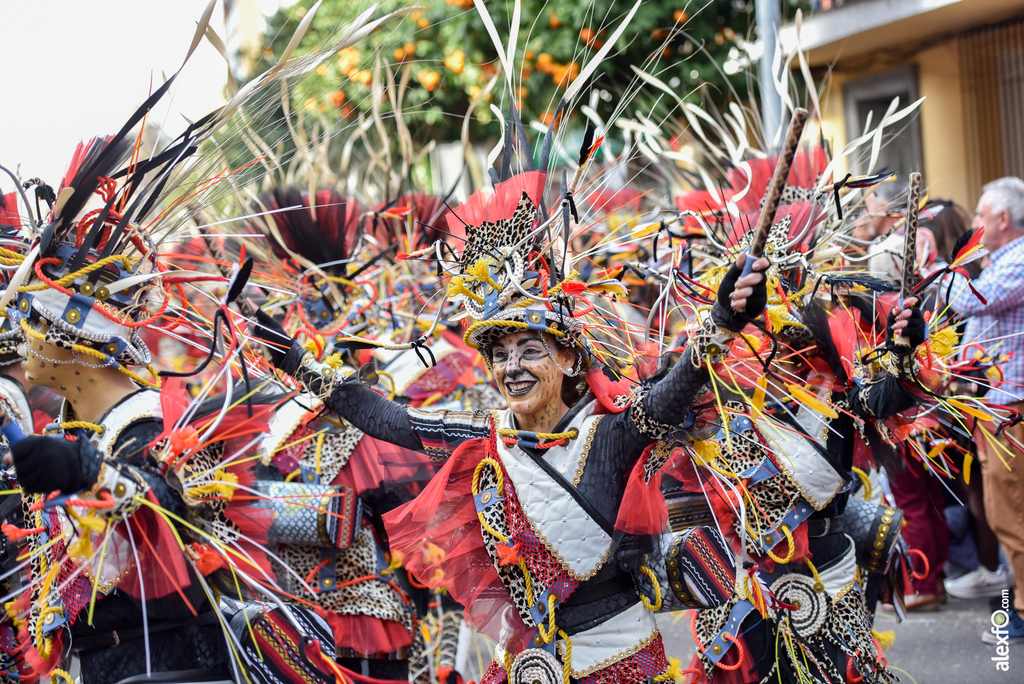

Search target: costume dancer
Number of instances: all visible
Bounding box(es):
[0,3,417,680]
[253,156,770,684]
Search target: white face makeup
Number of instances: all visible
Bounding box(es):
[489,330,576,427]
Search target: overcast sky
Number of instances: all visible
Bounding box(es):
[0,0,293,187]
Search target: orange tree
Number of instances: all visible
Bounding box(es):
[250,0,751,146]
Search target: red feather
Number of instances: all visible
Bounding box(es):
[951,227,984,265]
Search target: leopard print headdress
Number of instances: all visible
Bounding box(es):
[442,171,589,352]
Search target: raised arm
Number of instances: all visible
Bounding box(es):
[945,259,1024,317]
[11,418,182,515]
[635,254,768,435]
[254,311,489,459]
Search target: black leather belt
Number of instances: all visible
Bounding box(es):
[562,573,636,607]
[71,613,219,653]
[806,517,844,538]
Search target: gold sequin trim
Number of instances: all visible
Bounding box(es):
[557,624,661,678]
[571,415,603,487]
[520,504,612,581]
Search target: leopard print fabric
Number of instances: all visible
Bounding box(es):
[476,463,540,627]
[294,425,362,484]
[695,585,894,684]
[177,442,240,545]
[459,192,537,271]
[42,318,144,367]
[713,418,806,556]
[825,589,895,683]
[643,442,674,483]
[273,525,412,632]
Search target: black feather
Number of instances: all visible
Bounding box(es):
[823,274,897,293]
[579,122,596,167]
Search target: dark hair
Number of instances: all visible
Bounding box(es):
[921,200,980,277]
[561,370,586,407]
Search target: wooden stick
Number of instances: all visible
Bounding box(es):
[895,171,922,348]
[900,172,923,300]
[748,107,809,261]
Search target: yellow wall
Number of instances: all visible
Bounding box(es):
[813,41,973,208]
[918,42,971,207]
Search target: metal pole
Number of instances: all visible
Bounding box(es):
[756,0,783,152]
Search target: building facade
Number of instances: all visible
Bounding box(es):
[780,0,1024,207]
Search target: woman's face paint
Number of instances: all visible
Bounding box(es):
[490,330,575,427]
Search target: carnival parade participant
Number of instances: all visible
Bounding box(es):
[253,157,770,684]
[0,3,425,680]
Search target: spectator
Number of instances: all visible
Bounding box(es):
[925,200,983,278]
[944,176,1024,644]
[864,179,938,283]
[914,199,1004,598]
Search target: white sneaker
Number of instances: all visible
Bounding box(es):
[945,566,1011,599]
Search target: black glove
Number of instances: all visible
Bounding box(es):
[711,258,768,333]
[886,303,927,350]
[253,309,300,373]
[12,435,102,494]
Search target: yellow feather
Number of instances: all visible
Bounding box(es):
[786,384,839,419]
[631,222,661,239]
[692,440,719,466]
[751,375,767,419]
[963,451,973,485]
[587,281,629,297]
[947,398,996,422]
[929,326,958,358]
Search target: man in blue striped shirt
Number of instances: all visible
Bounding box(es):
[945,176,1024,644]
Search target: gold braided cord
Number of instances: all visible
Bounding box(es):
[18,254,137,292]
[471,457,509,542]
[850,466,873,500]
[313,432,325,477]
[638,565,663,612]
[805,557,824,589]
[463,319,565,349]
[0,246,24,263]
[496,427,580,441]
[535,593,559,644]
[50,667,74,684]
[18,318,160,389]
[558,628,572,684]
[51,421,105,435]
[766,523,796,564]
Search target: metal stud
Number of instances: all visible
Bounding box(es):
[95,286,110,301]
[65,309,81,324]
[80,282,95,296]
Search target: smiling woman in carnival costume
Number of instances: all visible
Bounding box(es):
[255,140,772,683]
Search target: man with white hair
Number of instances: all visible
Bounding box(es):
[944,176,1024,645]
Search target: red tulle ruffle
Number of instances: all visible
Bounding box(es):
[382,433,530,650]
[615,444,668,535]
[117,490,197,602]
[314,608,413,655]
